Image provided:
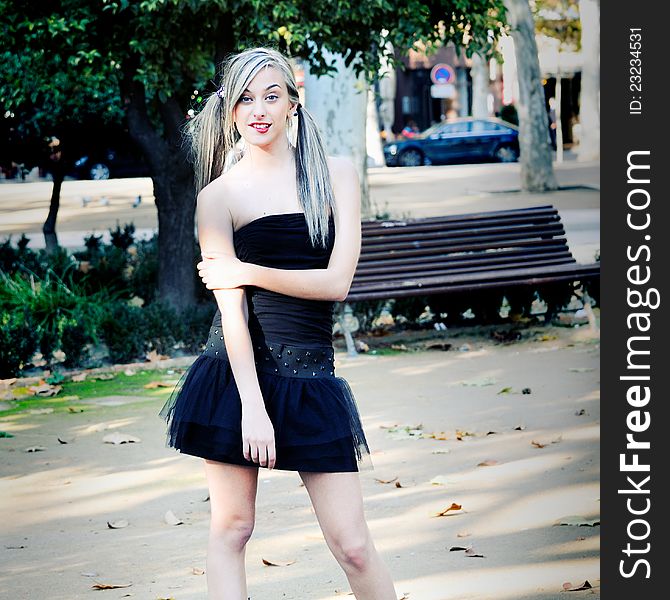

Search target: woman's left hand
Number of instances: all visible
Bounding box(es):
[197,252,248,289]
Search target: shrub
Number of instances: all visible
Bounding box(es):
[0,309,38,378]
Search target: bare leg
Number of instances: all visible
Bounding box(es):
[203,460,259,600]
[299,471,397,599]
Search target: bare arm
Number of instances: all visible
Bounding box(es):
[197,182,275,468]
[197,157,362,301]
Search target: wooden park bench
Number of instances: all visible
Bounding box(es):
[338,205,600,352]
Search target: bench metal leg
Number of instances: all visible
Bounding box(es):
[338,303,359,357]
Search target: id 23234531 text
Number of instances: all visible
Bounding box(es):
[629,28,643,115]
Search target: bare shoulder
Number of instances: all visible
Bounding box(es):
[196,166,245,220]
[326,156,360,219]
[327,155,358,184]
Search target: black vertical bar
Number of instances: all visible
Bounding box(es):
[602,1,669,595]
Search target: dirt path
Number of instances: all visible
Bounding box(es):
[1,326,600,600]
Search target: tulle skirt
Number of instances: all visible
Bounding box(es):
[158,325,372,472]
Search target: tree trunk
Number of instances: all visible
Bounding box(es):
[470,53,490,119]
[42,167,64,253]
[303,50,371,218]
[503,0,558,191]
[122,66,197,310]
[153,169,197,311]
[577,0,600,161]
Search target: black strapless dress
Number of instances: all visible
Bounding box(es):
[158,212,372,472]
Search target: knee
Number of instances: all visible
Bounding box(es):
[335,535,374,572]
[209,515,255,552]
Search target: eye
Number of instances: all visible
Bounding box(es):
[240,96,252,103]
[266,94,279,101]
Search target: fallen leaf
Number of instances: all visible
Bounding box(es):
[91,582,132,590]
[531,440,547,448]
[375,477,398,484]
[430,475,450,486]
[486,431,499,436]
[464,548,485,558]
[0,431,15,438]
[29,383,61,397]
[449,546,468,552]
[103,432,141,444]
[575,409,587,416]
[497,387,513,395]
[395,481,403,488]
[477,460,499,467]
[455,430,475,441]
[514,424,526,431]
[107,519,129,529]
[146,349,169,362]
[191,567,205,575]
[434,503,462,517]
[25,446,47,452]
[57,437,74,444]
[555,516,600,527]
[261,557,296,567]
[0,377,17,389]
[67,406,84,413]
[164,510,183,526]
[431,449,450,454]
[71,373,87,382]
[424,431,449,440]
[521,388,532,394]
[143,380,172,389]
[539,334,558,341]
[563,581,593,592]
[569,368,595,373]
[456,531,471,538]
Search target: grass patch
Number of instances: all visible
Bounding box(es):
[0,368,183,417]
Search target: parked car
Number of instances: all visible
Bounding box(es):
[383,118,520,167]
[72,146,150,180]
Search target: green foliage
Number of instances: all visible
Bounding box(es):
[0,309,38,378]
[533,0,581,51]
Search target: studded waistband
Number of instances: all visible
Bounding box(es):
[201,326,336,379]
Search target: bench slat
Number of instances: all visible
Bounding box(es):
[362,225,566,252]
[346,263,600,301]
[354,254,576,283]
[359,234,569,261]
[356,247,573,275]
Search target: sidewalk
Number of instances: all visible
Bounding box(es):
[0,325,600,599]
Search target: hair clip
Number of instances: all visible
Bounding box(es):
[216,85,225,99]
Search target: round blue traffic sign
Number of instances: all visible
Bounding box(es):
[430,63,456,85]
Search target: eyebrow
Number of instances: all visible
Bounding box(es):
[242,83,281,93]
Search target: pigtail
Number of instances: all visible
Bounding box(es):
[294,104,336,249]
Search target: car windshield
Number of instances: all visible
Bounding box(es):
[418,122,445,138]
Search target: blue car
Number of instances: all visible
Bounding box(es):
[383,118,520,167]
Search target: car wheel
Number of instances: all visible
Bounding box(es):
[398,148,424,167]
[89,163,110,180]
[494,144,519,163]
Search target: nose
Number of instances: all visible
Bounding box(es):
[253,98,266,118]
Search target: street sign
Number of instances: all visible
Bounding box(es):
[430,63,456,85]
[431,84,456,99]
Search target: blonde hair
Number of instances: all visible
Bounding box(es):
[184,46,335,248]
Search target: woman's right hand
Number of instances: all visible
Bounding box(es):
[241,401,276,469]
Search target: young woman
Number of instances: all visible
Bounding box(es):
[159,47,397,600]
